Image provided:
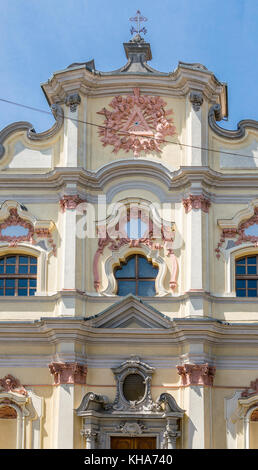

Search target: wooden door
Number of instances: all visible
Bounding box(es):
[111,436,156,449]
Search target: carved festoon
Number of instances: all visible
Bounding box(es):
[116,421,145,435]
[49,362,87,385]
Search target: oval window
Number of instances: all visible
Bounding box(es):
[123,373,145,402]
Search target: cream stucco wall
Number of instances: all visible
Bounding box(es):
[0,44,257,450]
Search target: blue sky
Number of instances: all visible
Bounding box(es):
[0,0,257,132]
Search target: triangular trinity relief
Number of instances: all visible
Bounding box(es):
[120,106,153,136]
[97,87,176,156]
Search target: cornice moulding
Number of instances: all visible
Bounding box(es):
[41,64,226,111]
[4,353,258,370]
[1,315,258,344]
[1,165,258,192]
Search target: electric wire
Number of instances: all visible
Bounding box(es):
[0,97,257,161]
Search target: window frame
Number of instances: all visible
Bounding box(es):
[222,245,258,297]
[235,254,258,298]
[0,245,50,297]
[114,254,158,297]
[0,254,37,297]
[102,245,169,297]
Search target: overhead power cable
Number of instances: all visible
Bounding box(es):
[0,97,257,161]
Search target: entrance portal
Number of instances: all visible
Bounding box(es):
[111,436,156,449]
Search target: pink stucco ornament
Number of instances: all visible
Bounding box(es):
[215,207,258,259]
[0,374,27,396]
[177,364,216,386]
[97,88,176,157]
[49,362,87,385]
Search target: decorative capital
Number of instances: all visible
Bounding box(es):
[0,374,27,396]
[189,91,203,111]
[81,429,98,440]
[177,363,216,386]
[59,195,85,212]
[49,362,87,385]
[182,195,211,214]
[65,93,81,112]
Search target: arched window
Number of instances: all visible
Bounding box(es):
[0,255,37,296]
[114,254,158,296]
[235,255,258,297]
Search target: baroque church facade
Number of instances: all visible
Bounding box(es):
[0,31,258,449]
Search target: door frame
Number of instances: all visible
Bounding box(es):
[110,435,157,449]
[109,433,159,449]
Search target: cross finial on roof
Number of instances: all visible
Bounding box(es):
[129,10,148,36]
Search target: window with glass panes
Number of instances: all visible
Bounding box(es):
[114,254,158,296]
[0,255,37,296]
[235,255,258,297]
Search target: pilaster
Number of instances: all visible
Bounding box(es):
[183,194,211,313]
[63,93,81,167]
[164,420,181,449]
[177,363,215,449]
[59,194,85,315]
[49,361,87,449]
[81,429,99,449]
[187,91,204,166]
